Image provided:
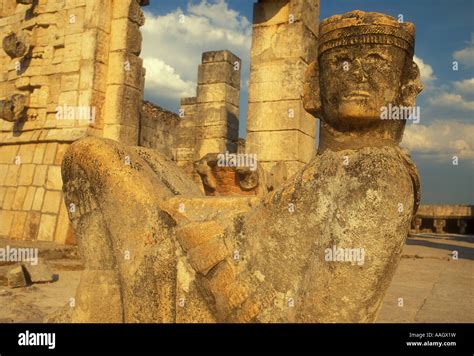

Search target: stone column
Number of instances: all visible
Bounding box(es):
[100,0,146,145]
[176,97,198,174]
[195,50,240,159]
[413,217,422,233]
[433,219,446,234]
[458,219,467,235]
[246,0,319,177]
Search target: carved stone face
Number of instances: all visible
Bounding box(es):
[319,44,408,129]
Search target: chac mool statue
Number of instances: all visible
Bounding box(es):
[58,11,422,323]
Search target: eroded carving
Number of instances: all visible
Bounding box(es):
[2,32,29,59]
[195,153,266,196]
[58,10,422,323]
[0,94,29,122]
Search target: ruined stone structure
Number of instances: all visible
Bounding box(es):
[140,101,179,160]
[0,0,148,243]
[194,153,267,197]
[57,10,424,323]
[176,50,241,179]
[412,205,474,234]
[0,0,325,244]
[246,0,319,177]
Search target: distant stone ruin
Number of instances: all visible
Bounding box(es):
[412,205,474,234]
[176,50,242,187]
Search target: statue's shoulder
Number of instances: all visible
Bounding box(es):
[312,146,419,210]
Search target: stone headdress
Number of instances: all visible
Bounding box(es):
[318,11,415,57]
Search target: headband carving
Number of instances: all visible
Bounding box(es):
[318,11,415,56]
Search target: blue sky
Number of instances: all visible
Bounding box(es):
[141,0,473,204]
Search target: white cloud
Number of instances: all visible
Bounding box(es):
[453,33,474,68]
[416,56,474,113]
[428,92,474,111]
[412,56,473,126]
[453,77,474,100]
[411,56,474,120]
[141,0,252,110]
[402,121,474,163]
[414,55,436,84]
[143,57,196,99]
[187,0,250,31]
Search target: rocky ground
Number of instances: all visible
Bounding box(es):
[0,239,82,323]
[0,233,472,323]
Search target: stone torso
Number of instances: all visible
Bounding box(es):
[176,146,418,322]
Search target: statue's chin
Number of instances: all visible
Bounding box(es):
[335,106,380,128]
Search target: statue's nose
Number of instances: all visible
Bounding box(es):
[352,58,368,82]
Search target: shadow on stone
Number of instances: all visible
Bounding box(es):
[406,237,474,261]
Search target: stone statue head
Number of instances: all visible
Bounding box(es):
[304,11,424,150]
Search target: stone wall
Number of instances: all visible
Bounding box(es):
[0,142,74,243]
[246,0,319,177]
[140,100,179,160]
[0,0,147,243]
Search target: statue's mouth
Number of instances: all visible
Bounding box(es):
[344,90,370,100]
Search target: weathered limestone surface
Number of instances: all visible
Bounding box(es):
[24,258,55,283]
[59,11,423,323]
[177,50,241,190]
[246,0,319,178]
[0,0,149,243]
[194,153,267,197]
[60,136,203,322]
[178,50,241,160]
[0,93,28,122]
[140,100,179,160]
[2,31,29,58]
[7,264,27,288]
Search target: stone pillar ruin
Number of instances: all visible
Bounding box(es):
[413,217,422,233]
[246,0,319,177]
[177,50,241,175]
[100,0,146,145]
[434,218,446,234]
[458,219,467,235]
[196,50,240,158]
[175,97,197,174]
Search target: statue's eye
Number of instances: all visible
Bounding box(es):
[332,57,351,69]
[365,53,385,62]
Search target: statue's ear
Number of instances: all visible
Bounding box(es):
[401,60,424,107]
[303,60,322,118]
